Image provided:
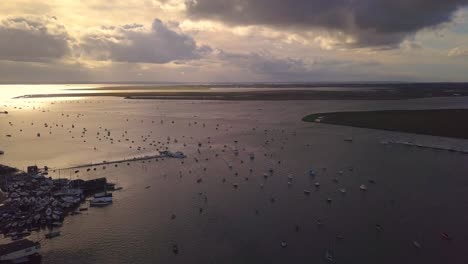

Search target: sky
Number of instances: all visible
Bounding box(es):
[1,0,468,83]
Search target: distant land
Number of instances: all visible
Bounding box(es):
[303,109,468,139]
[14,82,468,101]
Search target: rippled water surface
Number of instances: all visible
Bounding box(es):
[0,87,468,264]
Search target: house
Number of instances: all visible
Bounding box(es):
[27,166,38,175]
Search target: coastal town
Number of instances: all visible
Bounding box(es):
[0,163,111,263]
[0,149,186,263]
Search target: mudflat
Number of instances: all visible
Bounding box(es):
[303,109,468,139]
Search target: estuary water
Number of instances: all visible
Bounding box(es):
[0,85,468,263]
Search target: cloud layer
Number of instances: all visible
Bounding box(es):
[0,16,70,61]
[186,0,468,48]
[80,19,211,63]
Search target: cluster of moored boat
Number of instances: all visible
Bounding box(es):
[0,168,114,241]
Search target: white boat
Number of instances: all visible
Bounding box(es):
[360,184,367,191]
[90,200,112,207]
[93,192,112,203]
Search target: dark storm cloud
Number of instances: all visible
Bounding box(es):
[0,17,70,61]
[81,19,212,64]
[186,0,468,48]
[214,50,381,81]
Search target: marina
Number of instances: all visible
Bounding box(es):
[0,162,117,262]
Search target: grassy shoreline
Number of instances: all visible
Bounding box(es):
[303,109,468,139]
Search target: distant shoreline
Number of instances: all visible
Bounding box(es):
[14,87,468,101]
[303,109,468,139]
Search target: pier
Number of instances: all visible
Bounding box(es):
[54,150,186,171]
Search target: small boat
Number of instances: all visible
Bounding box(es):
[45,231,61,239]
[79,207,88,211]
[413,241,421,249]
[280,241,287,248]
[90,200,112,207]
[324,249,334,263]
[309,170,316,176]
[52,222,62,227]
[315,182,320,187]
[11,235,22,241]
[93,192,113,202]
[360,184,367,191]
[304,190,311,195]
[441,232,452,240]
[339,188,346,194]
[0,150,4,155]
[172,244,179,255]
